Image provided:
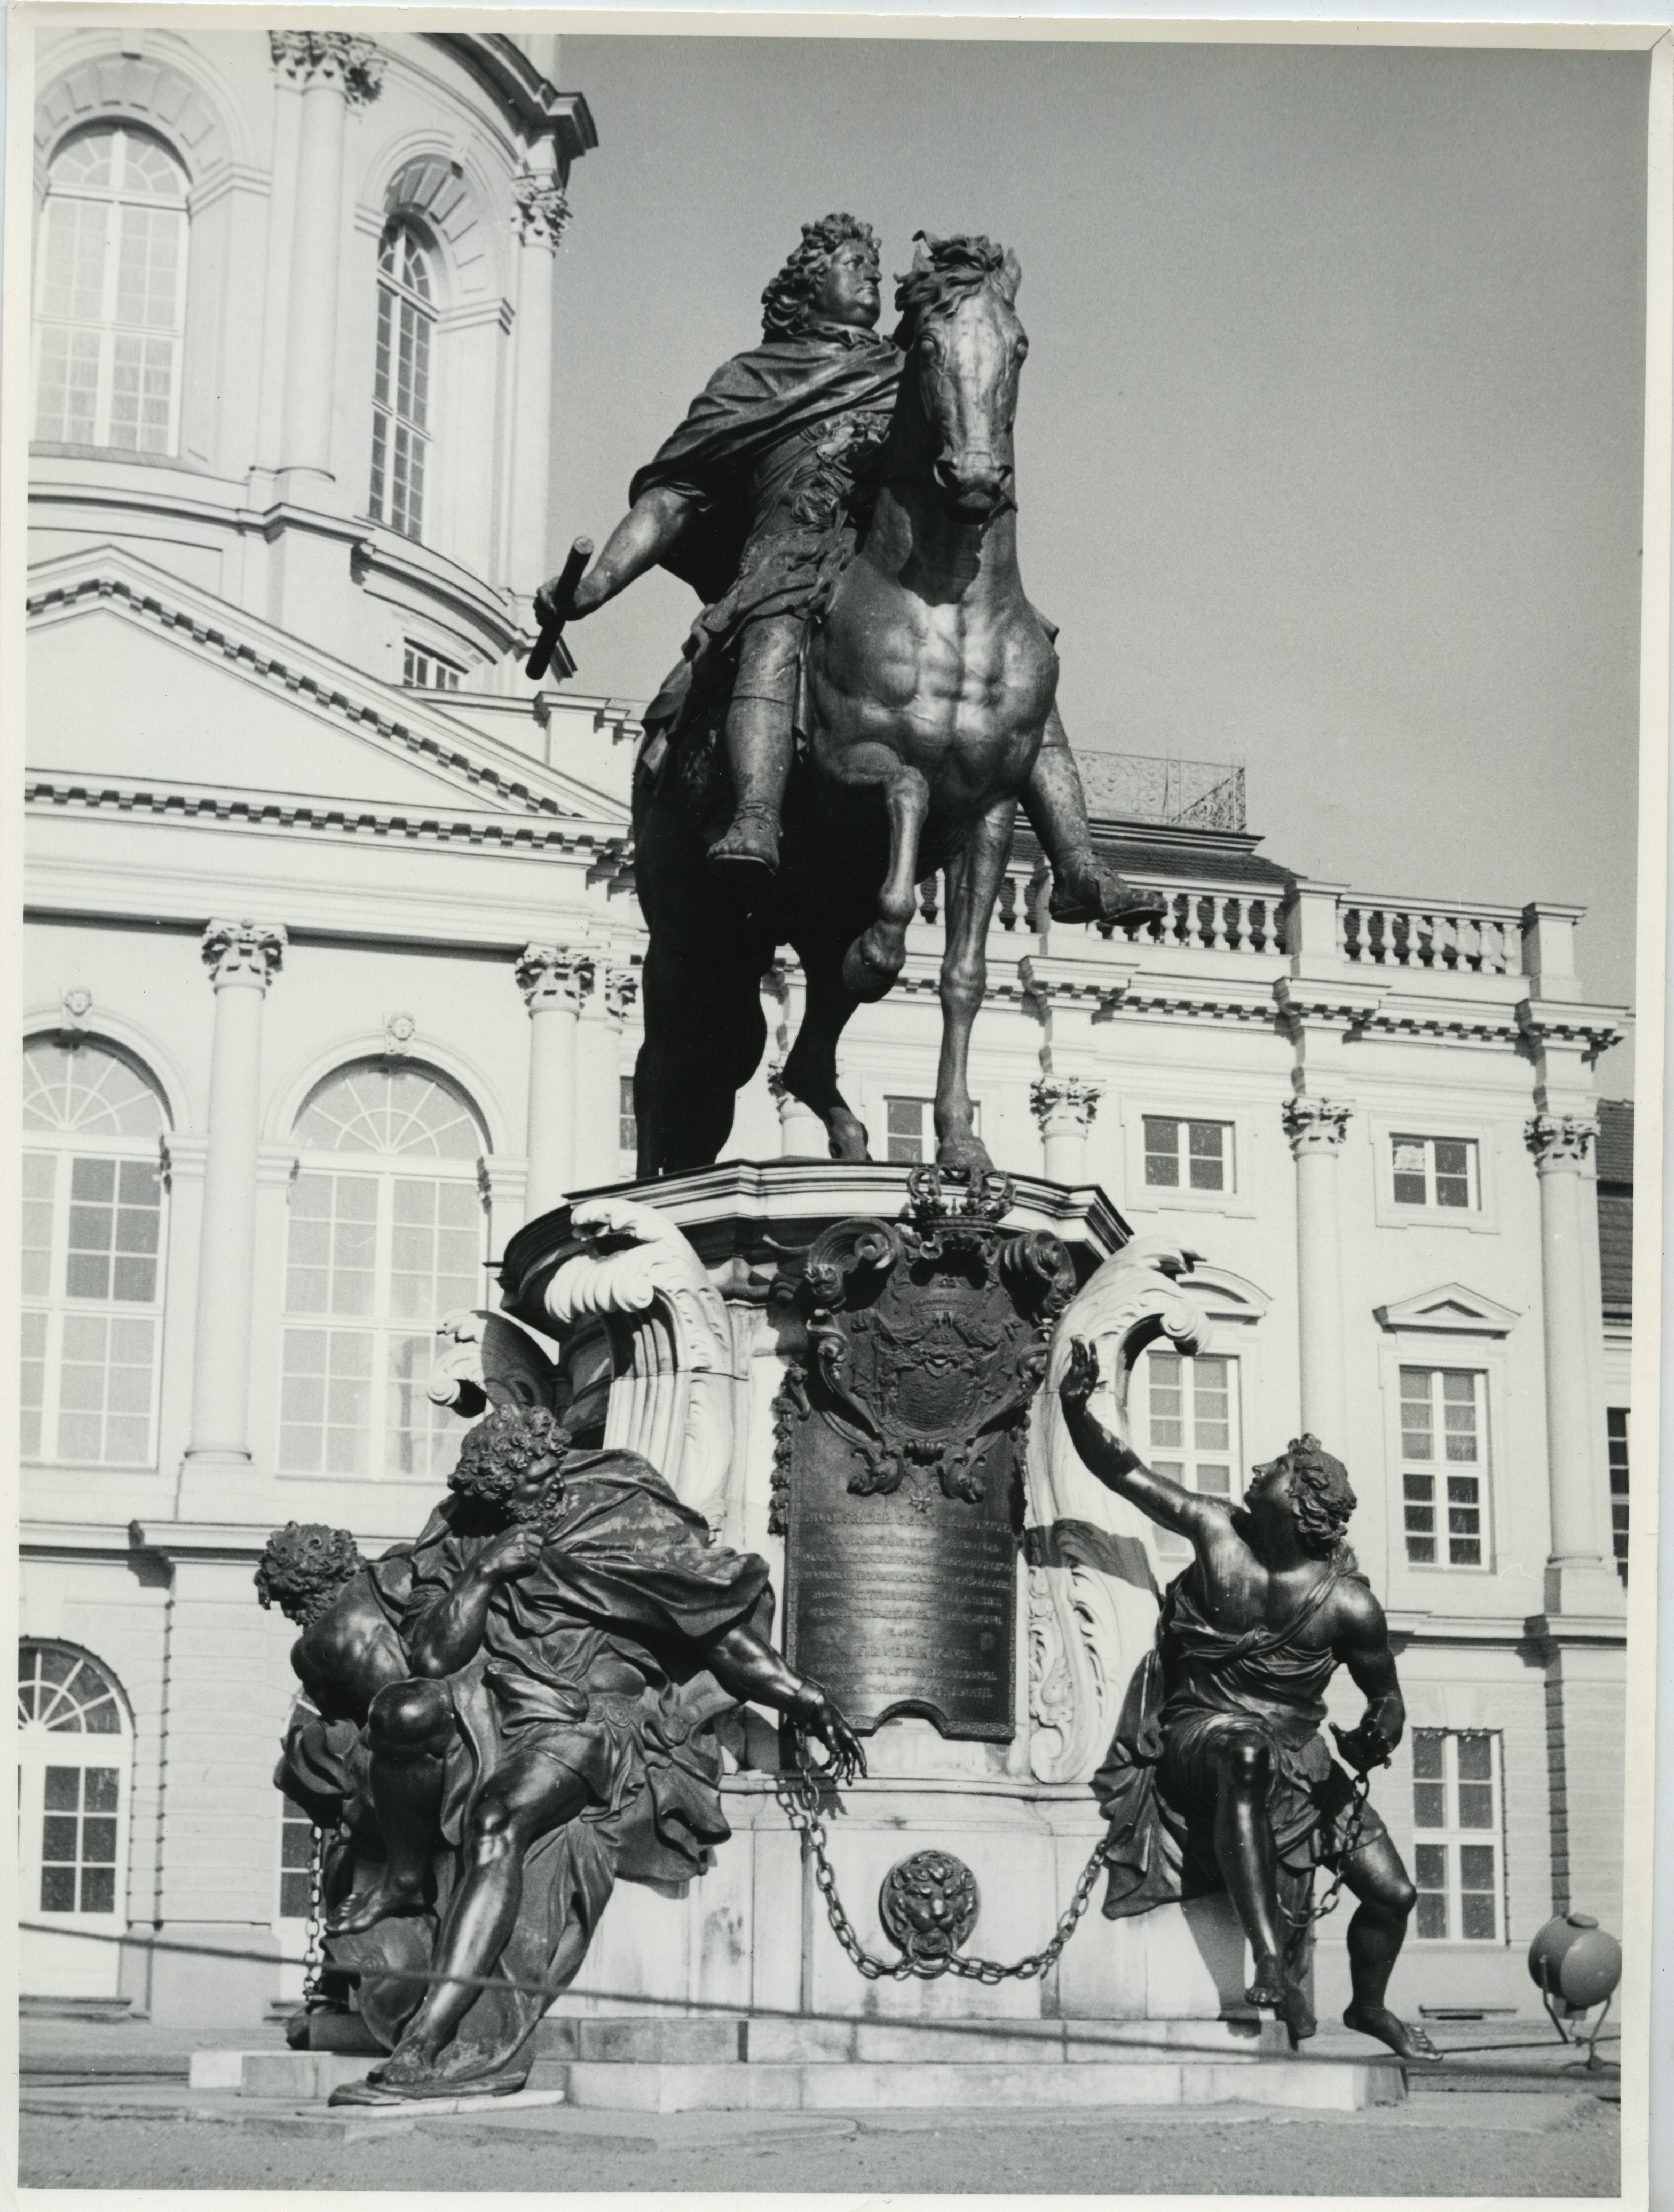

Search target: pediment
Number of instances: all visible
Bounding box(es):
[26,546,629,825]
[1373,1281,1521,1336]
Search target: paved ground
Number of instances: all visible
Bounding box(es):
[18,2014,1621,2196]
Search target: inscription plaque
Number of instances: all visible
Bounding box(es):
[771,1169,1075,1738]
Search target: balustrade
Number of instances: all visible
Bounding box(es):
[1338,900,1520,975]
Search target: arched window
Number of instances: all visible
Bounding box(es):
[34,124,189,455]
[22,1038,169,1468]
[18,1641,132,1997]
[369,222,435,541]
[279,1064,487,1479]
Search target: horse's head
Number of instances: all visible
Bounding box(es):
[894,233,1025,524]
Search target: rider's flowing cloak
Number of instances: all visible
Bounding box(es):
[340,1452,774,2090]
[1093,1565,1383,1922]
[629,323,902,775]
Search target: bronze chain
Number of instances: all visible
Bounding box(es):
[301,1823,326,2001]
[773,1748,1107,1984]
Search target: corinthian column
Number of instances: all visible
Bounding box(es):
[1527,1113,1618,1611]
[184,922,286,1470]
[1282,1095,1353,1452]
[517,943,591,1221]
[270,32,383,486]
[508,160,570,601]
[1030,1077,1102,1184]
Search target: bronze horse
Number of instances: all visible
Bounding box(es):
[630,235,1159,1178]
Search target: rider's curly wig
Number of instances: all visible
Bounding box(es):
[892,233,1009,337]
[1284,1435,1359,1562]
[447,1403,572,1515]
[761,214,880,341]
[254,1522,362,1624]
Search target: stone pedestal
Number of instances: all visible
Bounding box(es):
[491,1163,1254,2037]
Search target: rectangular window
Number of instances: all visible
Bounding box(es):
[40,1764,122,1916]
[1400,1367,1489,1569]
[279,1170,484,1479]
[1607,1408,1629,1586]
[278,1798,315,1920]
[1391,1135,1480,1210]
[1144,1349,1239,1563]
[402,642,463,691]
[885,1098,981,1166]
[21,1149,165,1466]
[1411,1730,1503,1941]
[1143,1117,1233,1194]
[619,1076,638,1165]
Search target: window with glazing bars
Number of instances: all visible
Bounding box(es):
[33,124,188,455]
[1607,1408,1629,1586]
[1143,1116,1233,1193]
[1391,1135,1479,1209]
[369,225,433,540]
[1411,1729,1504,1941]
[619,1076,638,1163]
[1400,1367,1489,1568]
[885,1097,980,1163]
[1144,1349,1239,1562]
[402,642,463,691]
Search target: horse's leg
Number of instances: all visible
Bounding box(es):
[781,922,871,1161]
[828,747,931,1002]
[933,798,1014,1175]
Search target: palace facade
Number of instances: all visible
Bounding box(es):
[21,27,1631,2028]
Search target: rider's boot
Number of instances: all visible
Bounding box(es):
[707,636,797,884]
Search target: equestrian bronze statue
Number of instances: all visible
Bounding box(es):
[535,216,1163,1179]
[1057,1339,1440,2063]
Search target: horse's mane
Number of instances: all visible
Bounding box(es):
[892,233,1009,340]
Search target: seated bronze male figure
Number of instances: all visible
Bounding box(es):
[1057,1339,1438,2060]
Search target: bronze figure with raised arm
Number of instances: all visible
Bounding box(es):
[1057,1338,1438,2060]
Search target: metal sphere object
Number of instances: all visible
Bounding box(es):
[1528,1912,1623,2009]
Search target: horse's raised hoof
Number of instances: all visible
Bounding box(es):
[842,927,906,1002]
[706,804,781,881]
[826,1109,871,1162]
[1050,864,1168,932]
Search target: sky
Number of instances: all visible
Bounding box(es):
[548,36,1648,1090]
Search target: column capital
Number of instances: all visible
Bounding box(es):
[604,964,639,1023]
[512,163,572,249]
[515,941,593,1012]
[1030,1076,1102,1132]
[1282,1095,1353,1155]
[201,920,286,991]
[1526,1112,1598,1170]
[268,29,384,104]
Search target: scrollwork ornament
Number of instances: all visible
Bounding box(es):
[512,164,572,249]
[1526,1112,1598,1169]
[202,919,287,990]
[268,30,384,105]
[1281,1095,1353,1155]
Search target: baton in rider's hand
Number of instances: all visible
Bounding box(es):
[525,536,593,683]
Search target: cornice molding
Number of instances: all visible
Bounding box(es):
[25,775,630,856]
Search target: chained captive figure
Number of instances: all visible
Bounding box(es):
[1057,1339,1438,2060]
[533,212,1158,922]
[333,1405,865,2103]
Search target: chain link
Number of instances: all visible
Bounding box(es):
[773,1743,1108,1984]
[1280,1766,1373,1970]
[300,1823,326,2002]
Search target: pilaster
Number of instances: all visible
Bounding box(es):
[181,923,285,1509]
[507,154,568,600]
[1030,1077,1103,1186]
[1281,1094,1354,1451]
[516,941,591,1220]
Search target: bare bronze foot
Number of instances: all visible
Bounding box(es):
[326,1873,428,1936]
[1343,2002,1440,2061]
[1049,862,1168,931]
[1246,1955,1316,2045]
[707,804,781,881]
